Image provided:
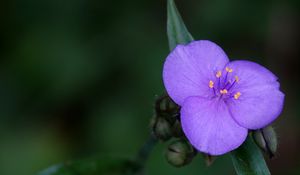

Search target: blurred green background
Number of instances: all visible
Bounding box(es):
[0,0,300,175]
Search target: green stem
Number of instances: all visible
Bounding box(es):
[135,133,158,166]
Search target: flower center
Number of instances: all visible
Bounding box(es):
[208,67,241,100]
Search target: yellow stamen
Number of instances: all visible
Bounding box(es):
[226,67,233,73]
[220,89,228,94]
[209,80,214,88]
[235,76,239,82]
[216,71,222,78]
[234,92,241,99]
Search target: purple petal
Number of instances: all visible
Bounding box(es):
[181,96,247,155]
[163,40,229,105]
[226,60,285,129]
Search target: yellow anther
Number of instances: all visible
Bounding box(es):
[220,89,228,94]
[226,67,233,73]
[209,80,214,88]
[234,92,241,99]
[216,71,222,78]
[235,76,239,82]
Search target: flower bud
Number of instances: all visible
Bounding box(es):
[152,116,173,141]
[253,130,266,151]
[171,119,184,138]
[155,95,179,125]
[156,95,178,113]
[253,125,277,158]
[165,139,195,167]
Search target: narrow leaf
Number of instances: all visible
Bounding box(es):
[167,0,194,50]
[231,136,271,175]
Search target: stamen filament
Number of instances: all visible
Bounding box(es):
[227,76,239,90]
[213,87,216,95]
[223,72,228,84]
[224,67,233,84]
[227,81,236,90]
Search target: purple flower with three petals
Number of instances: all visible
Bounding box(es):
[163,40,284,155]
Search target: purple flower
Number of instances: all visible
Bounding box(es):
[163,40,284,155]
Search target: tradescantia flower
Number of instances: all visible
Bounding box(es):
[163,40,284,155]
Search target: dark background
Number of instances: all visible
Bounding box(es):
[0,0,299,174]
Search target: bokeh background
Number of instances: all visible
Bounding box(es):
[0,0,300,175]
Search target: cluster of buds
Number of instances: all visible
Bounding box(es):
[151,94,278,167]
[150,95,198,167]
[151,94,182,141]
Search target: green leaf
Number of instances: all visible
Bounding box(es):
[37,156,142,175]
[231,136,271,175]
[167,0,194,50]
